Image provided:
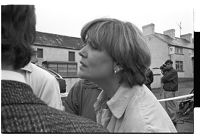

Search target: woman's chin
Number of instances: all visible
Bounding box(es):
[78,71,87,79]
[78,72,96,82]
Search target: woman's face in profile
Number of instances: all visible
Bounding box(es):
[78,42,114,81]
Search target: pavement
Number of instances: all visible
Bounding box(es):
[151,80,194,133]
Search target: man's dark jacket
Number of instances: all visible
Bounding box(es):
[161,68,178,91]
[62,79,102,122]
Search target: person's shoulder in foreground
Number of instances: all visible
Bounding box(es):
[22,62,65,111]
[1,80,108,133]
[23,62,59,85]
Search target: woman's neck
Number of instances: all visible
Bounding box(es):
[94,76,120,98]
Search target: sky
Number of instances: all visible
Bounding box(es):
[1,0,200,38]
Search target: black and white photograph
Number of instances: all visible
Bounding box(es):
[1,0,199,134]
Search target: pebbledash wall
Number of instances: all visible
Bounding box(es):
[142,23,194,89]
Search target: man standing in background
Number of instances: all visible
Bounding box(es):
[161,59,178,127]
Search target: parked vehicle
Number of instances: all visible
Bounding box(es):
[39,66,67,93]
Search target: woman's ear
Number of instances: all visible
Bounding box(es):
[113,62,123,74]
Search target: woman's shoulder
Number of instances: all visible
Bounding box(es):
[131,85,160,108]
[125,85,160,119]
[123,85,175,132]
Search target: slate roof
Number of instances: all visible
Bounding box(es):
[153,33,194,49]
[34,31,84,50]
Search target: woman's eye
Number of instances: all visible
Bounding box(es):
[90,44,98,49]
[87,42,98,50]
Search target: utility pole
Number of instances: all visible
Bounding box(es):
[178,22,182,37]
[193,8,194,34]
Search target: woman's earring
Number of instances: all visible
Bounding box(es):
[114,66,122,74]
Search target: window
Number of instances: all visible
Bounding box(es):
[48,64,58,73]
[69,51,75,61]
[175,61,183,72]
[175,47,183,55]
[47,62,77,77]
[67,63,77,76]
[37,48,43,58]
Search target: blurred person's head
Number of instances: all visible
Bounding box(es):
[42,61,48,68]
[30,48,38,64]
[78,18,151,87]
[160,63,167,73]
[2,5,36,70]
[164,59,173,70]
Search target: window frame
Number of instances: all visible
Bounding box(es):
[36,48,43,58]
[46,61,78,78]
[68,51,75,61]
[175,61,184,72]
[175,47,184,55]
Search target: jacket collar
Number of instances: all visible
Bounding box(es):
[106,84,141,119]
[21,62,33,73]
[82,79,102,90]
[94,90,109,112]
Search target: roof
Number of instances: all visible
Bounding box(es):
[153,33,194,49]
[34,31,83,50]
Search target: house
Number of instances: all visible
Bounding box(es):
[32,31,83,92]
[142,23,194,88]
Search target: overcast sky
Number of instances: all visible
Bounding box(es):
[2,0,200,38]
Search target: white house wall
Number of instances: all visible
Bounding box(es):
[146,35,170,69]
[182,48,193,78]
[168,47,193,78]
[145,35,169,88]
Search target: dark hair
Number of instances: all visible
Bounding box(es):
[165,59,173,65]
[1,5,36,70]
[81,18,151,87]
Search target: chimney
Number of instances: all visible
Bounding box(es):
[180,33,192,43]
[163,29,175,39]
[142,23,155,36]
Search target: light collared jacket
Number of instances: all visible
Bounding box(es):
[94,84,177,133]
[21,62,64,111]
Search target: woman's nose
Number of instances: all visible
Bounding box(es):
[79,46,88,58]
